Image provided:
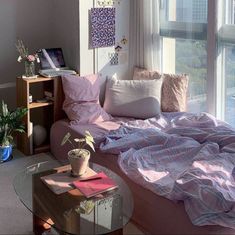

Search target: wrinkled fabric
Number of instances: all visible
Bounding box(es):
[100,112,235,229]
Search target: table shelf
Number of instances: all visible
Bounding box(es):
[29,102,53,109]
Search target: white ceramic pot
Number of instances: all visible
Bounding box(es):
[33,125,47,146]
[68,149,90,177]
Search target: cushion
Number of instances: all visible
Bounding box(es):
[103,77,163,119]
[133,67,189,112]
[161,73,189,112]
[62,73,100,103]
[62,74,111,124]
[133,67,162,80]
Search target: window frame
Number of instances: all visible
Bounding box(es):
[159,0,235,120]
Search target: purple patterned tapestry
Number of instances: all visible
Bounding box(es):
[90,8,116,48]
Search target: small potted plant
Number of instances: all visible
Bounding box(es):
[0,101,27,162]
[61,131,95,177]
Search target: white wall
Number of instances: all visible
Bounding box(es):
[79,0,130,103]
[0,0,130,108]
[0,0,54,108]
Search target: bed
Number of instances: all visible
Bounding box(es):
[50,76,235,235]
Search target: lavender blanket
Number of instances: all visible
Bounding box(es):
[100,112,235,229]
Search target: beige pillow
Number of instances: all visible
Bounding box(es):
[133,67,189,112]
[103,77,163,119]
[161,73,189,112]
[133,67,162,80]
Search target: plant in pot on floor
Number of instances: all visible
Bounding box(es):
[61,131,95,177]
[0,101,27,162]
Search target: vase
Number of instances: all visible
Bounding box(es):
[68,149,90,177]
[24,61,35,77]
[0,145,13,163]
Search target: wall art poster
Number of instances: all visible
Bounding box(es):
[90,8,116,48]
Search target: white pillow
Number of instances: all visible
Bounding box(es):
[103,77,163,119]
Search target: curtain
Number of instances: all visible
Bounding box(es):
[129,0,161,75]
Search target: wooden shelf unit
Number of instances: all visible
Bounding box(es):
[16,76,63,155]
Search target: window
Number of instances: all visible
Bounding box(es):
[159,0,235,127]
[160,0,208,113]
[217,0,235,125]
[224,45,235,126]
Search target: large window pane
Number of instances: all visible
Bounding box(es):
[162,38,207,113]
[161,0,207,23]
[224,45,235,126]
[160,0,208,113]
[218,0,235,127]
[224,0,235,24]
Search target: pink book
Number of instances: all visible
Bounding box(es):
[73,172,118,198]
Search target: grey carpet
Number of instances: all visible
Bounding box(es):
[0,150,54,235]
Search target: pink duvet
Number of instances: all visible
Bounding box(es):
[100,112,235,229]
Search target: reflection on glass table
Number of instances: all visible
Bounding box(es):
[13,160,133,235]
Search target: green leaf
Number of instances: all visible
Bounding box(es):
[14,129,25,133]
[85,130,95,143]
[85,139,95,152]
[85,130,91,135]
[0,101,27,146]
[61,132,71,146]
[86,135,95,143]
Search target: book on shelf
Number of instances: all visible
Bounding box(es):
[73,172,118,198]
[44,91,53,98]
[40,167,97,195]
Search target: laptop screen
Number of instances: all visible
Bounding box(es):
[38,48,66,70]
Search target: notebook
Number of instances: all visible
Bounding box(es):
[38,48,76,77]
[41,167,97,195]
[73,172,118,198]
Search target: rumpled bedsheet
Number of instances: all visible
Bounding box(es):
[100,112,235,229]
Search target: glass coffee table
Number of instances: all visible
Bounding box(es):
[13,160,133,235]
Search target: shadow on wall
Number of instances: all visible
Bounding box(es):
[0,0,55,109]
[97,56,131,106]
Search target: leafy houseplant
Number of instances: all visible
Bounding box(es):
[61,131,95,176]
[0,101,27,162]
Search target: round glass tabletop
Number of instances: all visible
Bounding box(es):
[13,160,133,235]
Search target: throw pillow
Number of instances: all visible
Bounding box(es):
[161,73,189,112]
[103,77,163,119]
[62,74,111,124]
[133,66,162,80]
[133,67,189,112]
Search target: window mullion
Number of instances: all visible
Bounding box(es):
[206,0,217,116]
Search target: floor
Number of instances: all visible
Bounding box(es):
[0,149,143,235]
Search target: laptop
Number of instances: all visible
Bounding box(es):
[38,48,76,77]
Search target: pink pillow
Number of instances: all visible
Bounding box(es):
[133,67,189,112]
[62,74,111,124]
[62,73,100,103]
